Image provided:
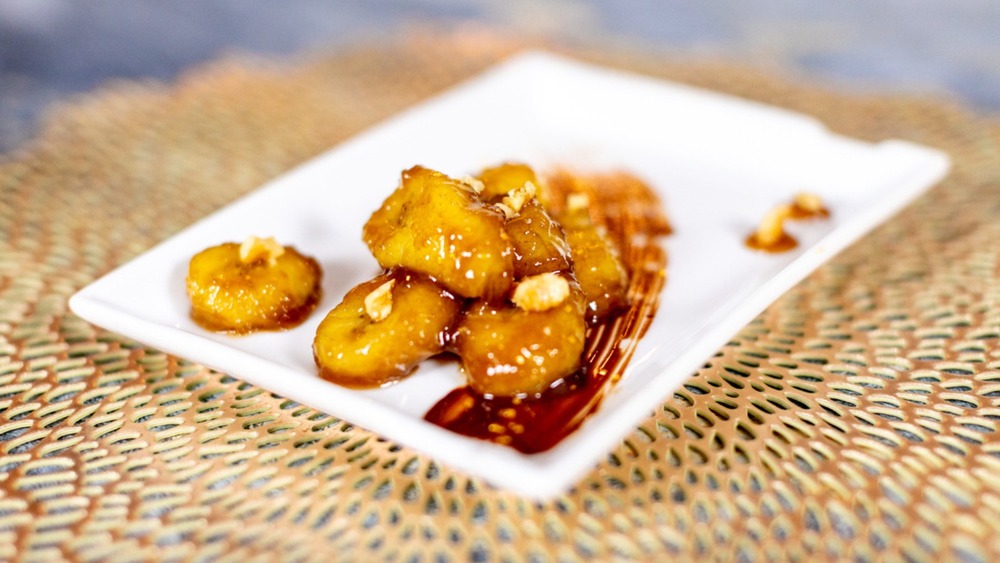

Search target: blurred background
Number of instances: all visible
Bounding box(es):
[1,0,998,153]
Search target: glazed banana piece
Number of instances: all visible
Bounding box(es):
[558,194,630,323]
[475,163,572,278]
[186,236,322,334]
[363,166,514,301]
[318,164,637,398]
[505,199,572,278]
[454,274,587,398]
[313,270,462,389]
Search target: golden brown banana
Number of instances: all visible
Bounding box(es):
[559,196,629,323]
[504,199,572,278]
[186,237,322,334]
[453,277,586,398]
[363,166,514,301]
[313,270,462,389]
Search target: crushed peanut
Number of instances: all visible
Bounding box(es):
[460,175,485,195]
[364,279,395,322]
[239,236,285,266]
[501,181,537,215]
[511,272,570,312]
[754,204,794,247]
[494,202,516,219]
[747,192,829,252]
[793,192,824,214]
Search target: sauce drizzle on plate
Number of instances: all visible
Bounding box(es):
[425,171,671,453]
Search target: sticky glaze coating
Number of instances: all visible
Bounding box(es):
[477,162,543,203]
[506,200,573,278]
[558,202,630,324]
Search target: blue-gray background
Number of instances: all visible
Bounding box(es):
[1,1,998,153]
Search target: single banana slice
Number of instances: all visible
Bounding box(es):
[363,166,514,301]
[505,199,572,278]
[454,279,586,398]
[313,270,462,389]
[559,196,630,324]
[186,239,322,334]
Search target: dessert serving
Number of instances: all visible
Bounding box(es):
[313,163,672,452]
[183,165,836,454]
[71,52,949,496]
[181,161,672,453]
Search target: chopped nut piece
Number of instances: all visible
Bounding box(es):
[755,204,794,246]
[793,192,824,214]
[364,279,395,322]
[314,273,462,388]
[501,181,538,215]
[566,192,590,213]
[746,192,829,253]
[511,272,570,312]
[239,236,285,265]
[460,175,486,195]
[494,203,516,219]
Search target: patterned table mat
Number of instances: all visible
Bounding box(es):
[2,32,1000,561]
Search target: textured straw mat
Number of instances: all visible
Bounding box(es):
[3,32,1000,561]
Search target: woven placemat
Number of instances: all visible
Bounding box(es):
[3,31,1000,561]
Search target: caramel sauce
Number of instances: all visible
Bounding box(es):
[425,171,671,453]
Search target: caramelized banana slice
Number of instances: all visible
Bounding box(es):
[313,270,462,389]
[454,277,586,398]
[186,237,322,334]
[506,199,572,278]
[478,163,570,278]
[559,194,629,323]
[363,166,514,301]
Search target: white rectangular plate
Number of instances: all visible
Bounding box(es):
[70,52,949,498]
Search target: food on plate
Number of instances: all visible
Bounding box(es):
[313,270,462,388]
[455,275,587,397]
[428,168,672,452]
[363,166,514,301]
[506,199,573,278]
[477,163,574,278]
[555,191,629,323]
[186,236,322,333]
[745,191,830,253]
[315,163,671,453]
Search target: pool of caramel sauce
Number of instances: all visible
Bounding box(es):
[425,171,672,453]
